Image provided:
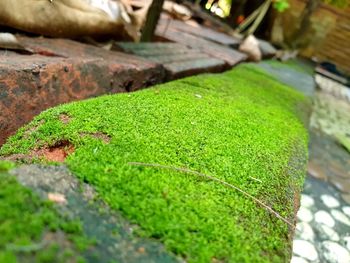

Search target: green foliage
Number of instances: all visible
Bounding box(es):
[1,63,309,262]
[218,0,232,16]
[273,0,290,12]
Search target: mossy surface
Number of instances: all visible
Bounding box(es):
[1,63,309,262]
[0,161,88,263]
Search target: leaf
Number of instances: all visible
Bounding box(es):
[273,0,290,12]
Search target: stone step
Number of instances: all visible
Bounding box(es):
[158,14,241,47]
[0,37,166,145]
[156,24,247,66]
[115,42,227,80]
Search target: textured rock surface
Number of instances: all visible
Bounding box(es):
[9,164,179,263]
[0,36,165,145]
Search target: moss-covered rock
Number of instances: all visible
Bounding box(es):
[1,63,310,262]
[0,161,89,263]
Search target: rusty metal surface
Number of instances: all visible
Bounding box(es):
[0,37,166,145]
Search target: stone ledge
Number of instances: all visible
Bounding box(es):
[0,37,166,145]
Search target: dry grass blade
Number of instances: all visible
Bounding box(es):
[128,162,295,229]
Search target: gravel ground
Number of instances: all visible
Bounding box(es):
[292,76,350,263]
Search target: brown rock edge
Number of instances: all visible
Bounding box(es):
[0,37,166,145]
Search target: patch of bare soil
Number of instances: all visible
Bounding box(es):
[59,113,71,124]
[37,140,75,162]
[2,140,75,163]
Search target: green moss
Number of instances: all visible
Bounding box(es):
[0,169,88,262]
[1,63,309,262]
[0,160,15,171]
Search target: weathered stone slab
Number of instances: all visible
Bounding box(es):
[158,14,241,47]
[155,25,247,66]
[115,42,227,80]
[258,39,277,58]
[0,37,165,145]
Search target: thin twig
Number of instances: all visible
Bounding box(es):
[128,162,295,229]
[249,176,262,183]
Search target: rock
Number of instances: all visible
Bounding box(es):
[330,177,350,194]
[0,36,165,145]
[290,256,308,263]
[300,194,315,208]
[276,50,298,62]
[8,165,177,262]
[342,194,350,205]
[322,241,350,263]
[328,161,349,179]
[297,207,313,223]
[292,240,318,261]
[0,32,32,53]
[321,194,340,208]
[331,209,350,226]
[307,161,327,180]
[315,224,340,241]
[342,206,350,217]
[315,210,335,227]
[48,193,67,204]
[296,222,315,241]
[258,39,277,58]
[239,35,262,62]
[343,236,350,251]
[163,1,192,20]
